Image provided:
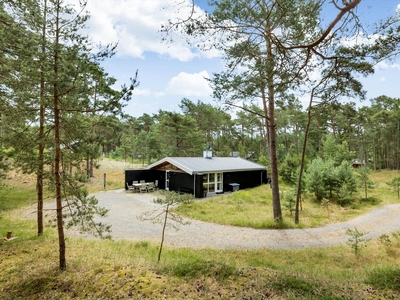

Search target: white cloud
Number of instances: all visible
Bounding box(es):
[340,32,381,47]
[376,60,400,70]
[132,88,151,96]
[155,92,165,98]
[380,76,386,82]
[78,0,219,62]
[131,88,165,99]
[165,71,212,97]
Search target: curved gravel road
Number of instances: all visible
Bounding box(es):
[53,189,400,250]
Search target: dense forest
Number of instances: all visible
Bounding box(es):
[2,0,400,270]
[100,96,400,173]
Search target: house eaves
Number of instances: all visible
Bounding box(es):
[146,157,266,175]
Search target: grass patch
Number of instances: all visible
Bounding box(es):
[366,265,400,291]
[175,170,400,229]
[160,260,238,280]
[176,186,279,229]
[0,186,37,211]
[272,274,320,296]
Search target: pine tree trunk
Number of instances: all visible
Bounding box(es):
[90,157,94,177]
[54,0,66,271]
[89,91,96,178]
[158,203,170,263]
[86,155,90,178]
[265,28,282,221]
[268,92,282,221]
[37,0,47,237]
[37,110,44,236]
[295,92,314,224]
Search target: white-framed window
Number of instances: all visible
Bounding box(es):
[203,172,223,193]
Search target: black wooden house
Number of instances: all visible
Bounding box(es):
[125,152,267,198]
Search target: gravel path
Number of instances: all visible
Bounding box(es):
[54,189,400,250]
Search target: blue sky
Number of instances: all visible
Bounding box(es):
[78,0,400,117]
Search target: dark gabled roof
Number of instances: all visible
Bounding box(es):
[146,157,266,175]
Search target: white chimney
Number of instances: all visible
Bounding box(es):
[203,150,212,159]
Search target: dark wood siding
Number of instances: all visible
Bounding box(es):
[223,170,267,191]
[195,173,205,198]
[125,170,165,189]
[125,169,266,197]
[168,171,194,194]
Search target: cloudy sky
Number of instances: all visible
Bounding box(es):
[78,0,400,117]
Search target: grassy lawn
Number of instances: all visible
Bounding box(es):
[175,170,400,229]
[1,167,400,299]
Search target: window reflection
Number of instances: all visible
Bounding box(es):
[203,172,223,193]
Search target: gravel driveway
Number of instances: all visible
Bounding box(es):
[57,189,400,250]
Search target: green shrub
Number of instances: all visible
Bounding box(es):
[283,189,296,215]
[279,152,302,183]
[360,197,380,205]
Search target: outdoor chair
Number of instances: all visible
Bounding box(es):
[139,183,148,193]
[147,182,155,192]
[126,182,135,192]
[140,180,145,183]
[131,181,139,192]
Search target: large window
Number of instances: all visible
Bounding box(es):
[203,172,223,193]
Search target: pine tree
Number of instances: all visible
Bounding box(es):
[387,176,400,199]
[163,0,364,221]
[3,0,137,270]
[356,166,376,200]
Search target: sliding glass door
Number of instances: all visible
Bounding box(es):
[203,172,223,193]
